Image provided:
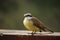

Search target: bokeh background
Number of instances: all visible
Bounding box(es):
[0,0,60,32]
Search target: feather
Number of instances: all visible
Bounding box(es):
[31,17,54,33]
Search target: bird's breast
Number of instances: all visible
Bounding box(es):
[23,19,33,27]
[23,18,40,31]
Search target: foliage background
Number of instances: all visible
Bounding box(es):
[0,0,60,32]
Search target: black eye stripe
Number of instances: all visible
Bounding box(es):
[25,15,32,17]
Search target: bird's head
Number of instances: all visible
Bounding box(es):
[24,13,32,17]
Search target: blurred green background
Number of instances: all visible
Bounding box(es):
[0,0,60,32]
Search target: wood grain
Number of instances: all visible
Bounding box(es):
[0,29,60,40]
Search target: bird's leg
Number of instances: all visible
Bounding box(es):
[28,31,34,35]
[31,31,36,34]
[28,31,36,35]
[31,31,35,36]
[28,30,36,35]
[31,31,34,35]
[33,30,37,34]
[31,30,37,35]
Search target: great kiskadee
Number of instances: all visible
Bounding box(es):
[23,13,54,33]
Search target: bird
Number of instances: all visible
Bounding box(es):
[23,13,54,34]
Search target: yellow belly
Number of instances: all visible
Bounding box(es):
[23,20,40,32]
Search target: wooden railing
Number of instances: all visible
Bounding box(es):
[0,29,60,40]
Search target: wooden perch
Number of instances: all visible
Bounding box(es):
[0,29,60,40]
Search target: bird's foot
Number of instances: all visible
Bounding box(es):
[28,32,36,35]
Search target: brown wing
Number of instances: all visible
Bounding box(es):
[31,17,46,31]
[31,17,54,33]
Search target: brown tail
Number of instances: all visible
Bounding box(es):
[44,27,54,33]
